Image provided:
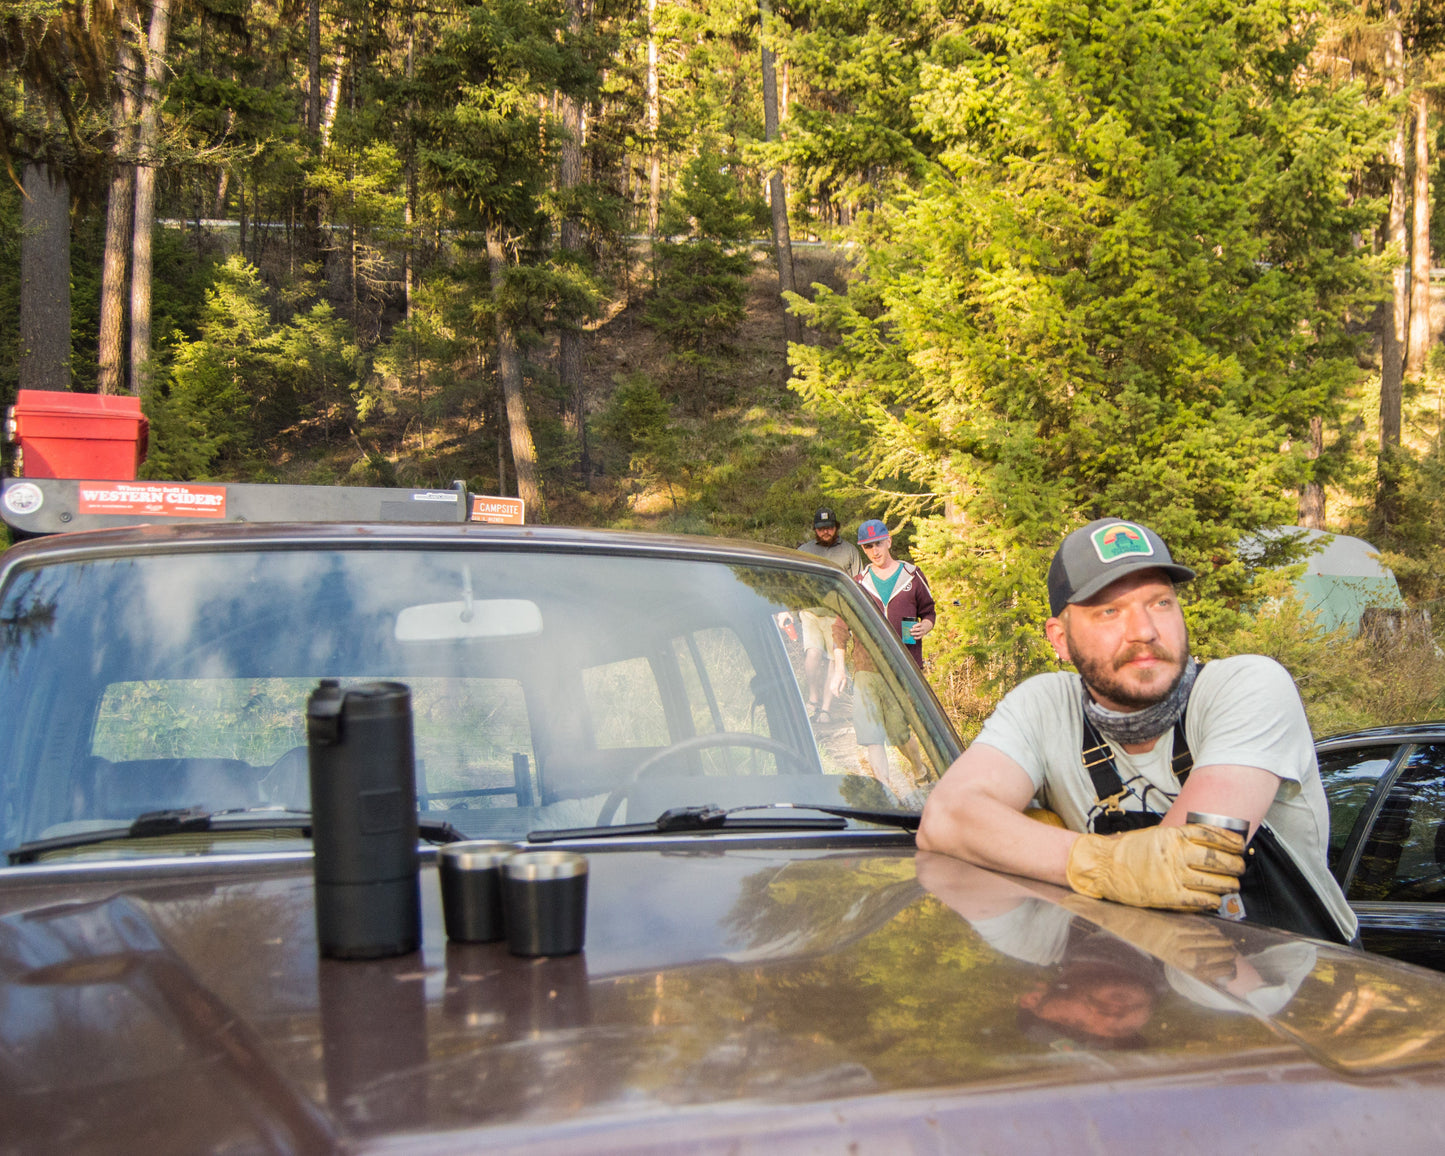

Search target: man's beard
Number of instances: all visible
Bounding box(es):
[1069,633,1190,710]
[815,531,837,545]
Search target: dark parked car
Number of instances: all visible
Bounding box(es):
[1317,722,1445,971]
[8,479,1445,1152]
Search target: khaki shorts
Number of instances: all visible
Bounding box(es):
[800,609,836,654]
[853,670,911,749]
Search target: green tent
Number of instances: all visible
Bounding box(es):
[1265,528,1406,634]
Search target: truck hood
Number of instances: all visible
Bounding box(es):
[5,843,1445,1153]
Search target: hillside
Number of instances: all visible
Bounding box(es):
[262,245,855,551]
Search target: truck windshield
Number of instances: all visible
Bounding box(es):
[0,547,948,855]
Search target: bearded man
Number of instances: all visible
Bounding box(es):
[917,519,1357,944]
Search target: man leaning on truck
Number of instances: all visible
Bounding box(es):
[917,518,1357,944]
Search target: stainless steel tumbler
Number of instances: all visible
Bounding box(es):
[438,841,517,942]
[1186,811,1249,921]
[503,851,589,956]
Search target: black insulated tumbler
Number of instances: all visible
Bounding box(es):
[503,851,589,957]
[308,679,421,959]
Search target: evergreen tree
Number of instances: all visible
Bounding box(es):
[791,0,1390,680]
[646,151,762,404]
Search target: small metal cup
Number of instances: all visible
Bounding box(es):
[437,841,518,943]
[1185,812,1249,836]
[503,851,589,957]
[1186,812,1249,921]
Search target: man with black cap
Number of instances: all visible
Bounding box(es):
[917,518,1356,943]
[796,508,865,722]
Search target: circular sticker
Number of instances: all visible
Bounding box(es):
[3,481,44,516]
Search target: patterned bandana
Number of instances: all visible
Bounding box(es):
[1082,658,1198,746]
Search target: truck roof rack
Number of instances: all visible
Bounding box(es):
[0,477,523,539]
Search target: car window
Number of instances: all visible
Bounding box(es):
[87,676,537,818]
[1317,744,1400,872]
[1349,744,1445,903]
[673,627,767,737]
[0,547,950,854]
[583,657,670,749]
[94,678,310,764]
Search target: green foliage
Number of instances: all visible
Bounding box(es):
[1368,375,1445,619]
[646,153,758,401]
[1209,596,1445,738]
[772,0,966,207]
[652,0,767,173]
[791,0,1391,691]
[595,373,687,509]
[659,151,767,243]
[145,256,362,479]
[412,0,581,231]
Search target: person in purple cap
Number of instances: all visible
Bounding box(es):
[828,519,936,796]
[916,518,1356,944]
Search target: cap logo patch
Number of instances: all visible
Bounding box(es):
[1090,522,1154,564]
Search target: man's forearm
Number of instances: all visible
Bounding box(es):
[917,792,1076,885]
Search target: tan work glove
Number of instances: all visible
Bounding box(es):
[1057,898,1243,983]
[1024,807,1067,829]
[1066,823,1246,911]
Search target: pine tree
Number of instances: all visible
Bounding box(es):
[792,0,1389,680]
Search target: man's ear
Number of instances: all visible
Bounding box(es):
[1044,615,1070,663]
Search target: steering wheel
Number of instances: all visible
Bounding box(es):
[594,732,815,826]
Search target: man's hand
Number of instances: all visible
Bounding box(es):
[827,649,848,698]
[1065,823,1246,911]
[1056,897,1244,983]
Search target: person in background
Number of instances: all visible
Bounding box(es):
[796,507,865,724]
[829,519,935,796]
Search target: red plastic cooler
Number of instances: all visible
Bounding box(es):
[7,391,149,480]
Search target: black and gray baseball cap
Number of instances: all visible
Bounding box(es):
[1047,519,1195,616]
[814,508,840,528]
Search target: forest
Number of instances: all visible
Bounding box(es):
[4,0,1445,735]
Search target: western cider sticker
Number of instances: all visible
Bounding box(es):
[78,482,228,518]
[3,482,43,516]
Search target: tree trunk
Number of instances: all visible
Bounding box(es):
[1377,13,1407,525]
[302,0,324,271]
[321,47,346,152]
[98,164,136,395]
[488,229,546,521]
[307,0,321,139]
[646,0,661,235]
[558,0,588,475]
[18,164,72,393]
[404,16,416,320]
[99,20,141,395]
[129,0,172,399]
[759,0,800,346]
[497,389,507,496]
[98,30,141,396]
[1299,414,1325,529]
[1408,89,1432,377]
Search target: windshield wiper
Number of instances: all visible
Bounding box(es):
[527,802,920,843]
[7,807,466,865]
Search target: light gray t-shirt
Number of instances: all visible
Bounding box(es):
[973,655,1356,940]
[797,537,866,580]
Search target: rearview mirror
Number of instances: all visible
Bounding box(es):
[395,598,543,642]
